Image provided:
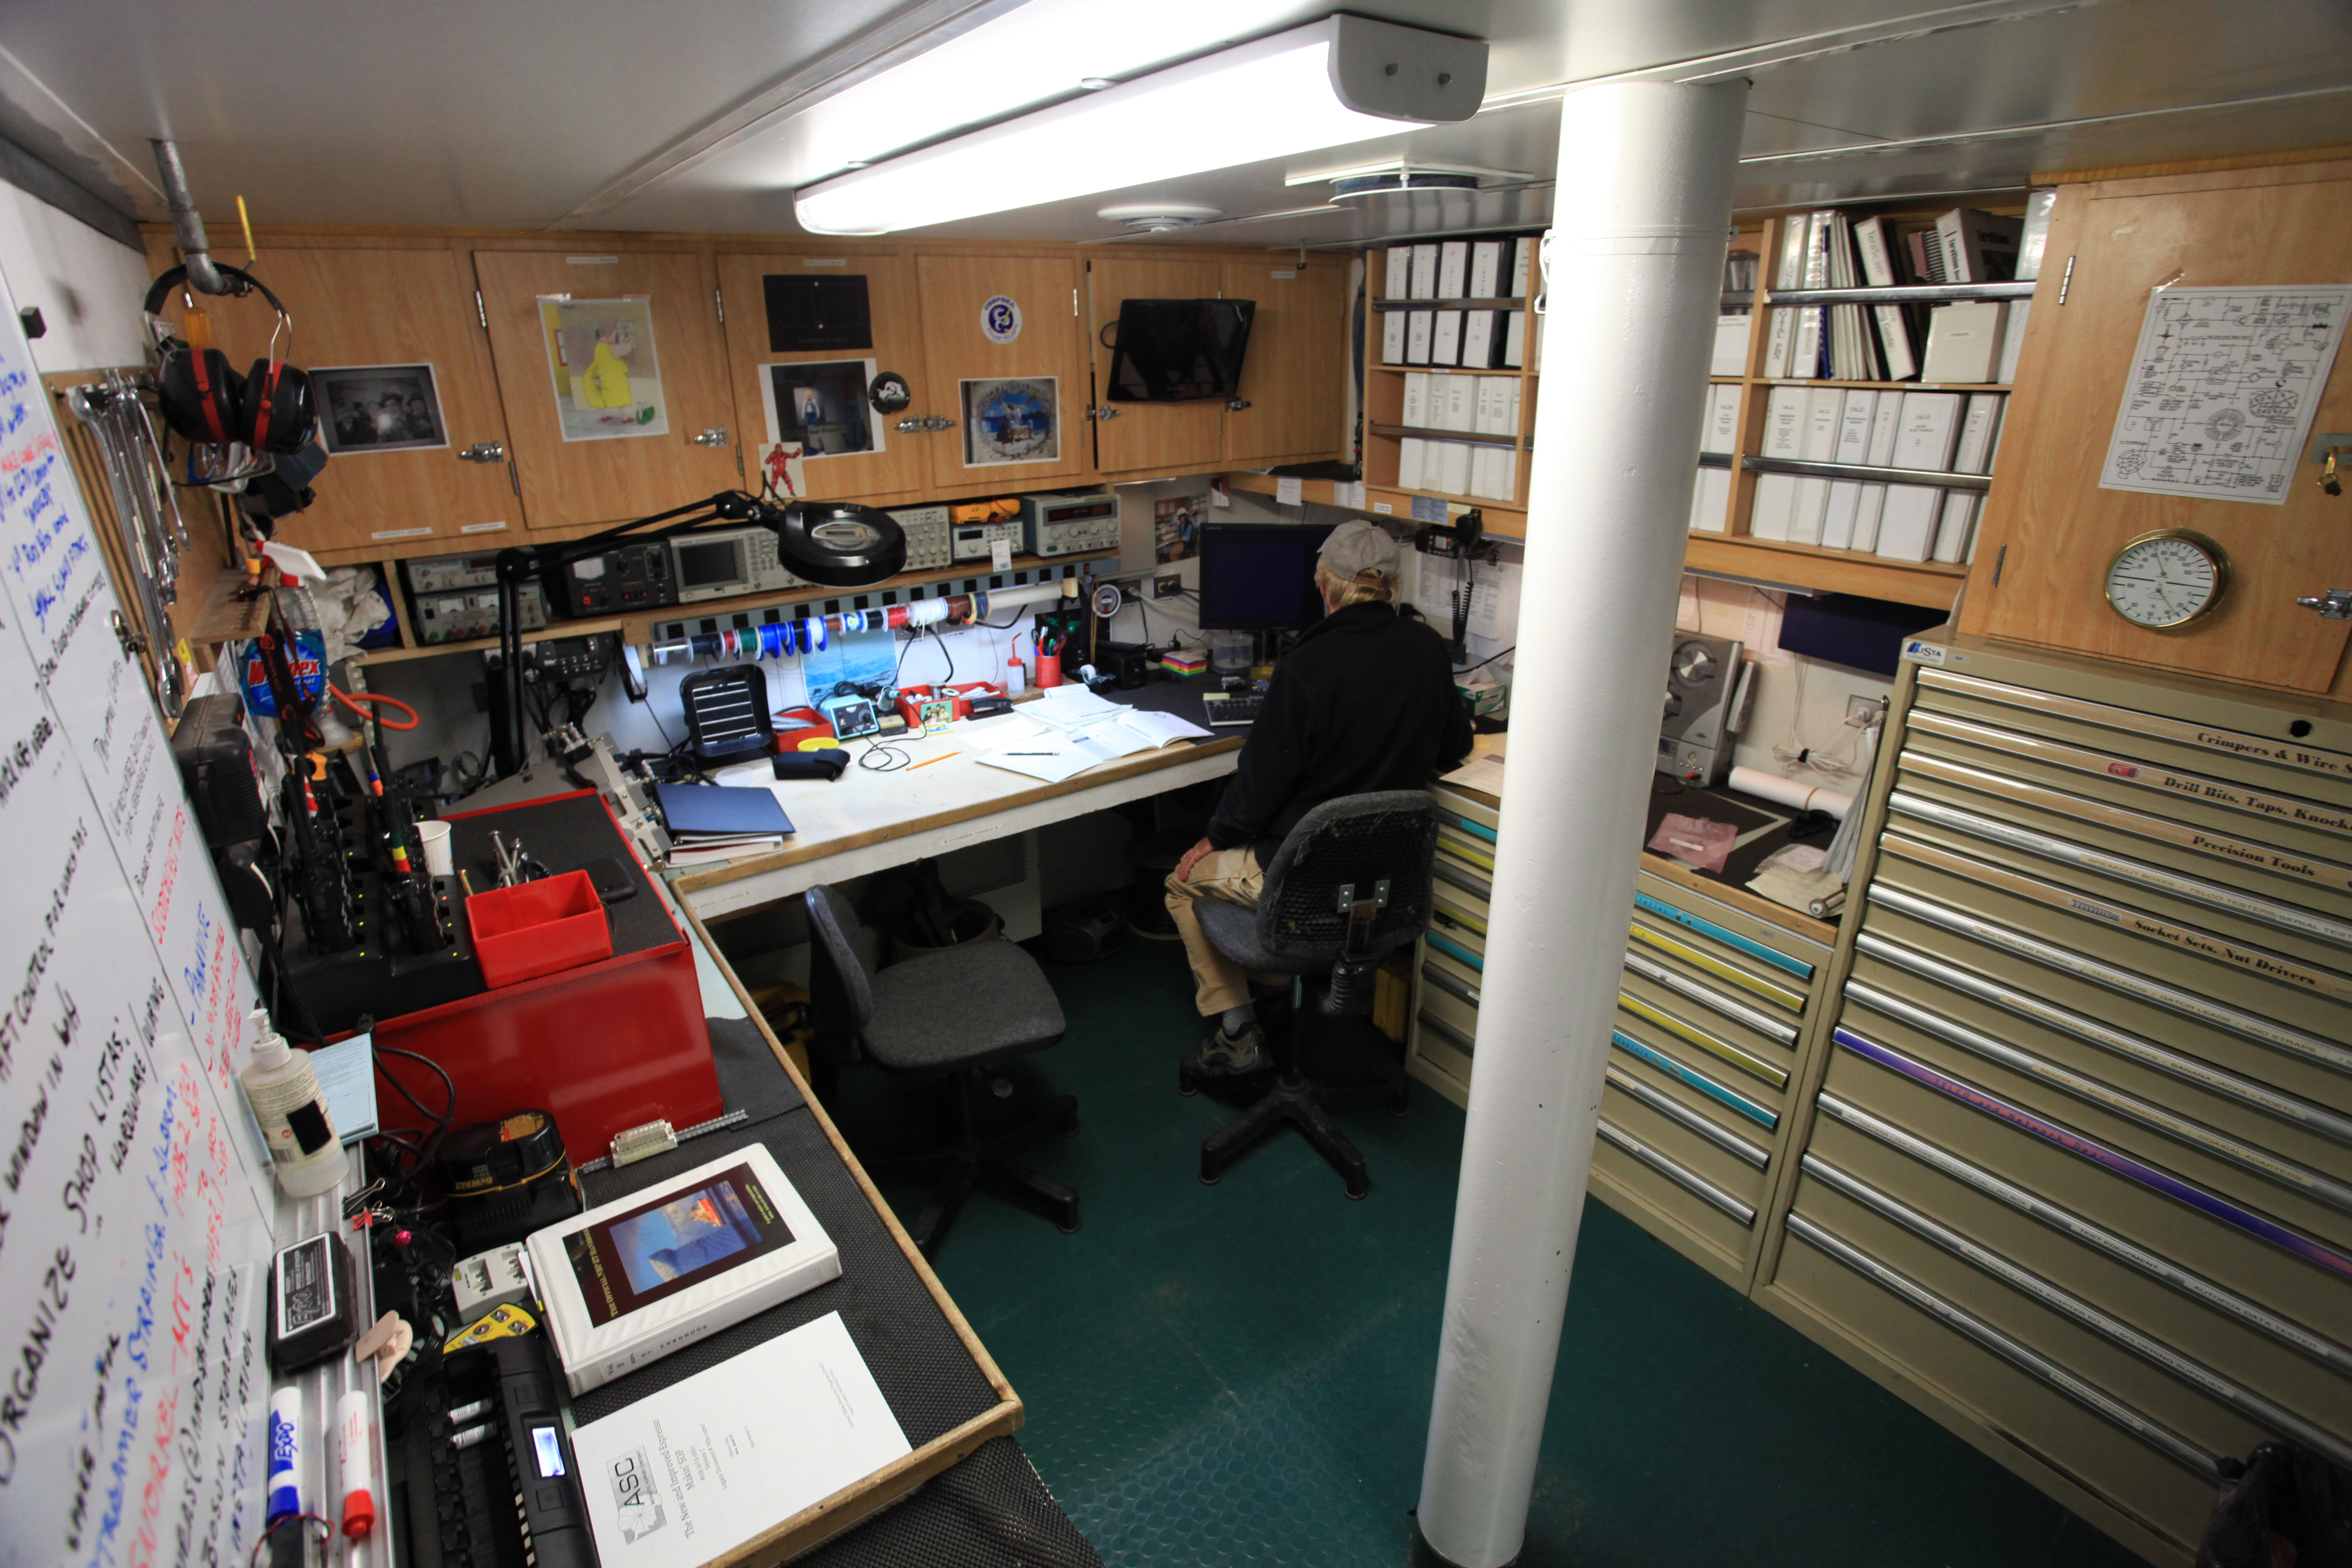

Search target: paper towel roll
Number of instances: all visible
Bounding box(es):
[1730,765,1854,820]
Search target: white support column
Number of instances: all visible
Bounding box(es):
[1416,77,1749,1568]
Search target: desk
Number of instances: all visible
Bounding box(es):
[670,681,1243,921]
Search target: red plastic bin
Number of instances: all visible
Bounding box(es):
[467,871,613,988]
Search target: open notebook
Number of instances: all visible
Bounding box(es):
[977,705,1211,783]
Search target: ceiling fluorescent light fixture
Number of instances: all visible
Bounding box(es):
[794,15,1485,235]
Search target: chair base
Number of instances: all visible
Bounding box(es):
[867,1077,1081,1256]
[1177,1008,1408,1199]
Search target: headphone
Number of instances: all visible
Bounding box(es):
[143,264,316,454]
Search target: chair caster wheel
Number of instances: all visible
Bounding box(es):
[1346,1185,1368,1201]
[1177,1080,1198,1097]
[1390,1098,1410,1117]
[1200,1171,1220,1186]
[1062,1112,1081,1136]
[1058,1215,1082,1234]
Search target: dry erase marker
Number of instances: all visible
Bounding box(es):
[335,1389,376,1538]
[267,1387,302,1525]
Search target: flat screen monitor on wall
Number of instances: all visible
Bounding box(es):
[1106,298,1256,402]
[1196,522,1336,632]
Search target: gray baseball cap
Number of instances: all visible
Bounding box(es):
[1319,519,1400,581]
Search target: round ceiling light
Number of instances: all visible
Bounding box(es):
[1096,202,1224,232]
[1328,170,1481,201]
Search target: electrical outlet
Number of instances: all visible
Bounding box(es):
[1153,574,1182,599]
[1846,694,1888,727]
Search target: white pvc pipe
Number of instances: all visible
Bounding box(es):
[1416,78,1749,1568]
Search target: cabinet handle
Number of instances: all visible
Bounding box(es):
[895,417,926,433]
[1226,398,1252,412]
[694,428,730,447]
[459,441,506,462]
[1093,406,1120,421]
[2297,590,2352,620]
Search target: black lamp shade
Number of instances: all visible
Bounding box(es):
[773,500,906,586]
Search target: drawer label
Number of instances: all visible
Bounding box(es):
[1880,833,2352,1003]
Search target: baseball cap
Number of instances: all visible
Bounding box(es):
[1319,519,1400,581]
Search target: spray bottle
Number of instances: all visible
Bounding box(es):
[238,1008,345,1197]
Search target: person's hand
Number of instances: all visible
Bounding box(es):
[1173,836,1216,883]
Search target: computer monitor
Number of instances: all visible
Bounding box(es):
[1106,299,1256,402]
[1195,522,1336,632]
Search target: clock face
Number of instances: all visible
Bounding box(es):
[2105,531,2228,630]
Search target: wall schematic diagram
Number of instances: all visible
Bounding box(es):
[2099,285,2351,505]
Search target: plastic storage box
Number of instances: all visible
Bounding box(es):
[467,870,612,988]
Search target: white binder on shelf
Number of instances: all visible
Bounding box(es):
[1919,302,2004,384]
[1409,244,1439,300]
[1851,485,1888,553]
[1701,384,1741,455]
[1406,309,1434,365]
[1688,466,1732,533]
[1381,311,1406,365]
[1436,441,1473,496]
[1438,375,1476,433]
[1460,310,1496,369]
[1834,389,1875,465]
[1995,301,2032,385]
[1933,491,1979,563]
[1865,391,1903,466]
[1509,237,1533,298]
[1396,436,1427,491]
[1854,215,1918,381]
[1402,372,1431,427]
[1711,315,1752,377]
[1749,474,1798,542]
[1385,248,1413,298]
[1469,241,1503,299]
[1431,309,1463,366]
[1893,391,1963,471]
[1952,392,2005,475]
[1875,485,1941,562]
[1502,311,1526,368]
[1437,241,1468,299]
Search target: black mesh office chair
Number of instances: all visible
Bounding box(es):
[803,885,1080,1253]
[1177,791,1439,1197]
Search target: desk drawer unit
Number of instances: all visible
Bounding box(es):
[1406,786,1831,1285]
[1770,642,2352,1563]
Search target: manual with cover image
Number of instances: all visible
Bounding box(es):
[528,1145,840,1394]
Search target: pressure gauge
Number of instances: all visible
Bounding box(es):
[2104,529,2229,632]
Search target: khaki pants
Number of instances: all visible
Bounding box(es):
[1164,846,1269,1017]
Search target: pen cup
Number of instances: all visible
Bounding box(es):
[1035,655,1061,689]
[416,820,454,879]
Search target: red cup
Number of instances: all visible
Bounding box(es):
[1035,655,1062,689]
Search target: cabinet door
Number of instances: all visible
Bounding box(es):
[1220,258,1347,467]
[472,249,740,531]
[914,254,1093,490]
[1961,168,2352,692]
[150,246,518,557]
[715,250,931,504]
[1089,255,1225,476]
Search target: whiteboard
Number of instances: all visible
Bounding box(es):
[0,263,280,1568]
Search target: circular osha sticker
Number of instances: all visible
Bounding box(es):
[980,295,1022,345]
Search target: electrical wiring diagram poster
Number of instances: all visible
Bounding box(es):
[2099,285,2350,504]
[540,295,672,441]
[961,377,1057,467]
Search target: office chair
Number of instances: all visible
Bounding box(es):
[1178,791,1439,1198]
[802,885,1080,1253]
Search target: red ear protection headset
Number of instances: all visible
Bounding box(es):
[143,264,315,454]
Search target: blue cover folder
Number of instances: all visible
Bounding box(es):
[653,781,794,840]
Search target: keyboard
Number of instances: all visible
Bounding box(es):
[1202,694,1264,727]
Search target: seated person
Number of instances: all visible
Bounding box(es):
[1165,521,1473,1074]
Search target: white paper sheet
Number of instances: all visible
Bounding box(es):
[2099,285,2351,505]
[573,1311,911,1568]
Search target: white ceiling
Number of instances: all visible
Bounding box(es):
[0,0,2345,250]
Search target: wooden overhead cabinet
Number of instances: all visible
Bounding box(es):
[1088,255,1226,477]
[1960,159,2352,693]
[142,244,520,559]
[912,253,1093,490]
[715,249,934,505]
[472,248,741,532]
[1220,257,1346,467]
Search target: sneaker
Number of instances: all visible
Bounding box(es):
[1187,1023,1269,1076]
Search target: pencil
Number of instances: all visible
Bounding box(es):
[907,753,955,770]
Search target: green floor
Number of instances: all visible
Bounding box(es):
[827,936,2147,1568]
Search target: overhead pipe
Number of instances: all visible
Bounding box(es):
[150,139,226,296]
[1415,77,1750,1568]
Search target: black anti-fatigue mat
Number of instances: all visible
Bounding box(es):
[573,1092,998,1447]
[701,1012,807,1123]
[797,1438,1102,1568]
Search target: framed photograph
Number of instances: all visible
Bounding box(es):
[536,296,670,442]
[314,363,448,454]
[755,358,881,458]
[960,376,1058,467]
[1155,493,1207,563]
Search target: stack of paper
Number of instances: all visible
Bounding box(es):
[978,698,1211,783]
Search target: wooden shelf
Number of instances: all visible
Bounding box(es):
[1764,280,2035,306]
[1217,472,1528,536]
[366,618,629,665]
[1683,533,1964,609]
[1742,455,1991,490]
[1369,422,1524,450]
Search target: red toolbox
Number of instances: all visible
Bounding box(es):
[372,791,721,1160]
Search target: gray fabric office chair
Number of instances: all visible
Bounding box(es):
[803,885,1080,1253]
[1177,791,1439,1197]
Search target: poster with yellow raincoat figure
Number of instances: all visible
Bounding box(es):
[537,296,671,441]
